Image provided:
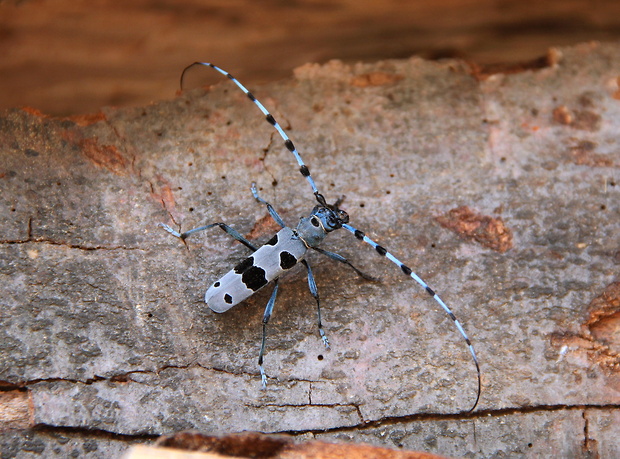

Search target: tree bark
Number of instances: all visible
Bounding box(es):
[1,42,619,457]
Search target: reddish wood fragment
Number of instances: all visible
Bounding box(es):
[150,176,177,214]
[435,206,513,253]
[613,77,620,100]
[469,53,552,80]
[20,107,107,126]
[0,390,33,430]
[20,106,49,118]
[67,111,107,126]
[79,138,130,175]
[245,214,283,241]
[552,105,573,125]
[61,129,133,175]
[351,72,404,87]
[152,431,448,459]
[552,282,620,377]
[552,105,601,131]
[584,282,620,355]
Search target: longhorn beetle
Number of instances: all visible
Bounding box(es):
[160,62,481,412]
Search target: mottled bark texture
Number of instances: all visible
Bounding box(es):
[1,43,619,457]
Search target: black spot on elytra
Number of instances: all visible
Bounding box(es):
[224,294,233,304]
[234,256,255,274]
[265,234,279,246]
[242,266,268,292]
[214,281,221,288]
[280,251,297,270]
[233,256,268,291]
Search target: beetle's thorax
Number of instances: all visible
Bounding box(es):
[295,205,349,248]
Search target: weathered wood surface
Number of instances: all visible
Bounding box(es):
[1,42,619,457]
[2,0,620,115]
